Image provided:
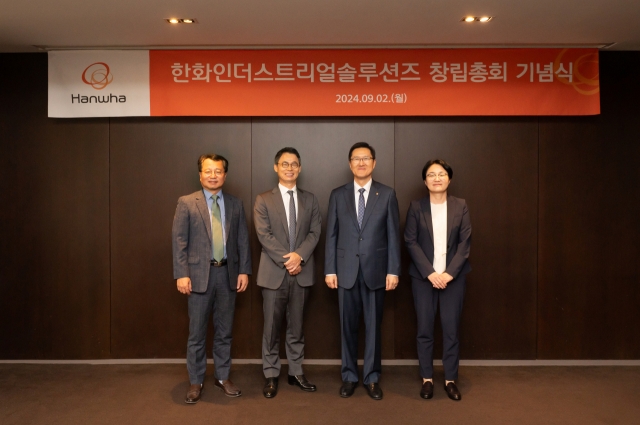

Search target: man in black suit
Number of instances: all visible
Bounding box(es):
[325,142,401,400]
[172,153,252,404]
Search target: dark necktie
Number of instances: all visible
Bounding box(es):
[358,188,365,229]
[211,195,224,262]
[288,190,296,252]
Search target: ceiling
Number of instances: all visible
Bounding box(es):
[1,0,639,52]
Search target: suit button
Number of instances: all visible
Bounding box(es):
[359,238,363,241]
[356,254,359,257]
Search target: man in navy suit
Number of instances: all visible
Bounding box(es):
[325,142,401,400]
[172,154,252,404]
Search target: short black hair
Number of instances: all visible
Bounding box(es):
[198,154,229,173]
[422,159,453,181]
[348,142,376,161]
[274,147,301,165]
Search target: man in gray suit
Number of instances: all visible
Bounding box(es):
[172,153,251,404]
[325,142,401,400]
[254,147,322,398]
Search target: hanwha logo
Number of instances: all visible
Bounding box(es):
[82,62,113,90]
[554,49,599,95]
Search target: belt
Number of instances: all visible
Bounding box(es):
[210,259,227,267]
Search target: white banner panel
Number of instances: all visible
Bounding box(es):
[48,50,150,117]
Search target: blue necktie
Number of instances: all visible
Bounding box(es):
[288,190,296,252]
[357,188,365,229]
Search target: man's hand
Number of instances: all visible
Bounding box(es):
[283,252,302,273]
[177,277,192,295]
[386,274,399,291]
[325,275,338,289]
[289,265,302,276]
[237,274,249,292]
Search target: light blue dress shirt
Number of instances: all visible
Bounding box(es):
[203,188,227,260]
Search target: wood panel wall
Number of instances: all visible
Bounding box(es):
[1,52,639,360]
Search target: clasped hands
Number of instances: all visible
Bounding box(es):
[283,252,302,276]
[428,272,453,289]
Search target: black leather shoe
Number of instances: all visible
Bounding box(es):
[185,383,203,404]
[444,382,462,401]
[365,382,383,400]
[288,374,317,392]
[263,377,279,398]
[339,381,358,398]
[420,380,434,399]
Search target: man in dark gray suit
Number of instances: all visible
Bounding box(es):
[325,142,401,400]
[254,147,322,398]
[172,153,251,404]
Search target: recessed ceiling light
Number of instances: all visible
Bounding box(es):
[461,16,494,23]
[165,18,198,24]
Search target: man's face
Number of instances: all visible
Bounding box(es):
[274,152,301,186]
[349,147,376,181]
[424,164,451,194]
[199,159,227,193]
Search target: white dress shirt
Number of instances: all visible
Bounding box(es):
[431,201,447,273]
[278,183,298,228]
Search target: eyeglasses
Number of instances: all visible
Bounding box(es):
[202,169,225,177]
[278,162,300,170]
[426,173,448,180]
[350,156,374,164]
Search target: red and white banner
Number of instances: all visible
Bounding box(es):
[49,49,600,118]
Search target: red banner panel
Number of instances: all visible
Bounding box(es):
[149,49,599,116]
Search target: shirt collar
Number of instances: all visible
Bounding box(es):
[354,179,372,192]
[203,188,223,201]
[278,183,297,196]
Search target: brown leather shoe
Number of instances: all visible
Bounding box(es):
[214,379,242,397]
[185,383,203,404]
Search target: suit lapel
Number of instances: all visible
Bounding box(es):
[295,188,306,240]
[343,182,360,230]
[222,192,231,243]
[420,196,434,244]
[359,180,380,232]
[446,196,454,245]
[196,192,212,242]
[272,187,291,240]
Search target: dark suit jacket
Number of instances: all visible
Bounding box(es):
[404,195,471,281]
[254,187,322,289]
[172,190,252,293]
[325,180,401,290]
